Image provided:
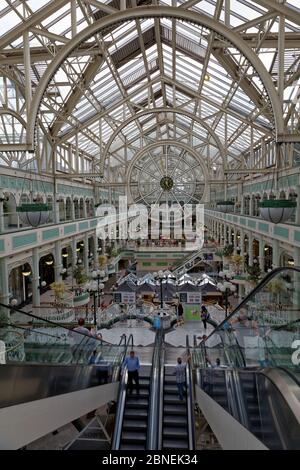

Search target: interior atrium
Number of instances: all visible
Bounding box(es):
[0,0,299,452]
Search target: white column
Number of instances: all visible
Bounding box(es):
[71,197,75,221]
[93,233,99,269]
[71,237,77,272]
[295,185,300,225]
[54,241,62,282]
[0,199,4,233]
[258,237,265,272]
[272,239,280,268]
[83,198,87,219]
[32,248,40,307]
[84,233,89,275]
[249,197,253,217]
[248,232,253,266]
[0,258,10,319]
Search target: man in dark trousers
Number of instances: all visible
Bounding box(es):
[122,350,140,394]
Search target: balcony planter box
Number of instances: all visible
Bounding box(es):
[216,201,234,213]
[73,292,90,307]
[258,199,296,224]
[17,203,52,227]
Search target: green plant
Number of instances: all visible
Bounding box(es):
[223,244,234,258]
[246,264,262,283]
[231,254,243,266]
[50,281,66,300]
[98,254,107,266]
[73,266,88,286]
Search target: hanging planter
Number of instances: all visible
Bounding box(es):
[216,201,234,213]
[17,202,52,227]
[258,199,296,224]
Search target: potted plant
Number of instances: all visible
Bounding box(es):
[258,199,296,224]
[231,254,244,274]
[216,200,235,213]
[50,281,66,301]
[98,254,107,267]
[223,244,234,259]
[73,265,88,286]
[246,264,262,286]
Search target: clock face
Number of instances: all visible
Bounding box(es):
[160,176,174,191]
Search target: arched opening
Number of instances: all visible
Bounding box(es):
[39,254,55,288]
[66,197,72,220]
[9,262,33,307]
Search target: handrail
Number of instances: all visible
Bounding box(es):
[0,322,64,341]
[111,367,128,450]
[201,266,300,346]
[157,340,165,450]
[147,330,163,450]
[186,335,196,450]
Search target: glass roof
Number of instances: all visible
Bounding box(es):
[0,0,299,182]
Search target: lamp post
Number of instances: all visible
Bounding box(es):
[217,270,236,318]
[153,270,169,309]
[92,269,106,308]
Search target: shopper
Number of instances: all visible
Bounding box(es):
[201,305,210,330]
[122,350,140,395]
[177,301,184,326]
[174,356,189,401]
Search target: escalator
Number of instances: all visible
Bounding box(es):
[161,365,189,449]
[193,267,300,450]
[159,337,195,450]
[0,304,135,449]
[111,332,161,450]
[119,365,151,450]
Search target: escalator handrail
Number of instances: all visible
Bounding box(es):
[147,330,163,450]
[186,335,196,450]
[157,341,165,450]
[111,366,128,450]
[200,266,300,347]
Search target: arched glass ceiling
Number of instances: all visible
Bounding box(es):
[0,0,299,175]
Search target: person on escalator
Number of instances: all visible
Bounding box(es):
[122,350,140,395]
[174,356,190,401]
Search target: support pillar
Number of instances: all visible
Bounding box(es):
[93,233,99,270]
[272,239,280,268]
[296,185,300,225]
[248,233,253,267]
[54,241,62,282]
[32,248,40,307]
[84,233,89,276]
[258,237,265,273]
[0,258,10,319]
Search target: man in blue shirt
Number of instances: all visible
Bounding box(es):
[122,350,140,395]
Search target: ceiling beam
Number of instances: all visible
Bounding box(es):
[50,55,104,138]
[0,0,69,49]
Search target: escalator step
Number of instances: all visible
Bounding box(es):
[163,427,188,438]
[164,385,180,394]
[163,439,189,449]
[164,395,187,404]
[164,415,188,426]
[120,444,146,450]
[126,390,149,398]
[123,420,148,430]
[126,398,149,408]
[164,405,187,416]
[124,409,148,419]
[121,431,147,442]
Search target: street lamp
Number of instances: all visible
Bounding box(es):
[92,269,106,308]
[88,281,98,326]
[217,270,236,317]
[153,270,168,309]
